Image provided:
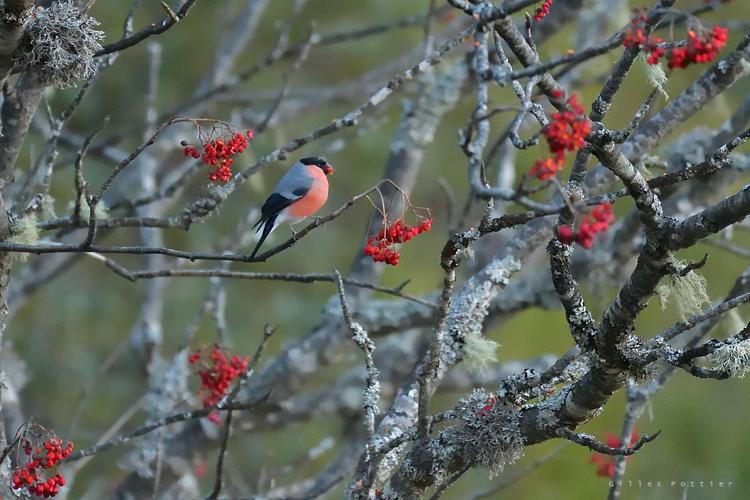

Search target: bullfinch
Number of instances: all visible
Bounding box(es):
[250,157,334,258]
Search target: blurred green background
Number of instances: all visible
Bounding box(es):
[7,0,750,498]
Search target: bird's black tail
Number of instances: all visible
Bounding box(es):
[250,215,277,259]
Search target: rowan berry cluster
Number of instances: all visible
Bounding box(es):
[362,218,432,266]
[557,203,615,249]
[533,0,553,21]
[589,430,639,478]
[622,10,650,44]
[622,11,669,64]
[529,91,590,180]
[11,427,73,498]
[623,12,728,69]
[189,345,250,424]
[182,129,254,183]
[666,26,729,68]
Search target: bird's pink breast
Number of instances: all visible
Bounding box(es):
[288,178,328,219]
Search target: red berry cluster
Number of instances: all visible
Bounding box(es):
[533,0,553,21]
[622,11,664,62]
[623,12,728,69]
[189,345,249,424]
[529,156,563,181]
[589,430,639,478]
[666,26,729,69]
[557,203,615,249]
[362,218,432,266]
[12,433,73,498]
[530,92,590,180]
[182,129,254,183]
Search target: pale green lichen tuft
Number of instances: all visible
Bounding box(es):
[708,311,750,378]
[67,197,109,221]
[708,339,750,379]
[41,195,57,220]
[655,259,710,321]
[462,333,499,375]
[8,213,40,262]
[642,54,669,100]
[655,282,670,310]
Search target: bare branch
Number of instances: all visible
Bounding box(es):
[333,269,380,469]
[96,0,199,56]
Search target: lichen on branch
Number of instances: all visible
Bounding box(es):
[14,0,104,88]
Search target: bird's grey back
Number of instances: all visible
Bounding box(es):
[274,161,314,198]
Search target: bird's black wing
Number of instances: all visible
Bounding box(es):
[252,188,309,230]
[250,188,309,259]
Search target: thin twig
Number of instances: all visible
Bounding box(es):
[206,410,232,500]
[255,26,319,135]
[96,0,199,56]
[64,395,269,462]
[557,427,662,456]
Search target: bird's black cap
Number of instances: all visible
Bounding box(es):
[300,157,328,167]
[301,156,333,175]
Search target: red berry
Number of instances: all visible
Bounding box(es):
[533,0,553,21]
[558,225,574,244]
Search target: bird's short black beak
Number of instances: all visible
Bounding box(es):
[324,165,334,175]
